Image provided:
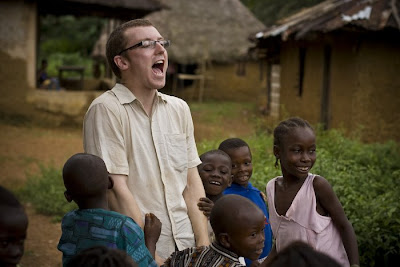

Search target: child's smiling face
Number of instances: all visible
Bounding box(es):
[226,146,253,187]
[198,153,232,197]
[277,127,316,179]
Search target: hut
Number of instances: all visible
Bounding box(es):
[0,0,163,123]
[92,0,266,102]
[145,0,266,102]
[253,0,400,143]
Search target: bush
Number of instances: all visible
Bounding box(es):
[18,164,77,221]
[198,129,400,267]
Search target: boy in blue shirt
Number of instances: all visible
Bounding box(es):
[58,153,159,267]
[219,138,273,265]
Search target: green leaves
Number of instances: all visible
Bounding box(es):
[198,128,400,266]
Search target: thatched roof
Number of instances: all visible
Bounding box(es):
[38,0,164,19]
[144,0,266,64]
[254,0,400,42]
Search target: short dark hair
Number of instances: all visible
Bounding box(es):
[62,153,109,198]
[106,19,154,79]
[0,185,23,209]
[273,117,313,148]
[199,149,231,163]
[218,138,249,153]
[210,194,261,236]
[67,246,137,267]
[269,241,341,267]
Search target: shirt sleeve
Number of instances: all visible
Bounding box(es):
[83,102,129,175]
[121,218,157,267]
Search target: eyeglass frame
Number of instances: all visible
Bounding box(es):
[117,40,170,55]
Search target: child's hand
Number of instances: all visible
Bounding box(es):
[144,213,162,245]
[197,197,214,218]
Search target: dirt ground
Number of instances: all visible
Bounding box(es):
[0,106,256,267]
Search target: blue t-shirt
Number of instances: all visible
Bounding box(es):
[57,208,157,267]
[224,182,273,265]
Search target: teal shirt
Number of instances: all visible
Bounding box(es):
[57,209,157,267]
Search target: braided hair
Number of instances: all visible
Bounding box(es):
[66,246,137,267]
[273,117,313,168]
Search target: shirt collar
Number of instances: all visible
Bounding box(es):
[111,83,167,105]
[210,242,241,262]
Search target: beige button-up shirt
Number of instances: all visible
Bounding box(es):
[83,83,201,259]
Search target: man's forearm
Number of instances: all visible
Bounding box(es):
[183,167,210,246]
[108,174,144,228]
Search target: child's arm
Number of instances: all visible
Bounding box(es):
[313,176,360,266]
[144,213,162,260]
[197,197,214,218]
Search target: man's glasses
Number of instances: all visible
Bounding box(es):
[118,40,170,55]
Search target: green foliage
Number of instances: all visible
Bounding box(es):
[18,164,77,221]
[43,52,94,78]
[38,15,106,78]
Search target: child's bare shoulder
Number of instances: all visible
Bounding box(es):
[313,175,334,193]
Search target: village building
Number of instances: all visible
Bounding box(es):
[253,0,400,142]
[0,0,163,124]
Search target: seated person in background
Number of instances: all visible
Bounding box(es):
[57,153,160,267]
[163,194,266,267]
[0,185,29,267]
[67,246,138,267]
[219,138,273,265]
[197,149,232,242]
[37,59,60,90]
[264,241,341,267]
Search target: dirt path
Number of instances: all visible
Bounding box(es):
[0,123,82,267]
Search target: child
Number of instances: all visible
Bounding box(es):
[163,194,266,267]
[0,185,29,267]
[57,153,160,267]
[67,246,138,267]
[218,138,273,265]
[197,149,232,241]
[266,117,359,267]
[266,241,341,267]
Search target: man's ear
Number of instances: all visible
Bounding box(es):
[113,55,129,71]
[218,233,231,249]
[273,145,280,159]
[108,175,114,190]
[64,191,73,203]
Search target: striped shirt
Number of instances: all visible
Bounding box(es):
[162,242,245,267]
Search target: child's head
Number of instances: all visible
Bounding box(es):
[210,194,265,260]
[273,117,316,179]
[268,241,341,267]
[66,246,138,267]
[63,153,113,207]
[0,186,28,267]
[198,150,232,199]
[218,138,252,187]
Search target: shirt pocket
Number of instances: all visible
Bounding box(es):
[165,133,188,173]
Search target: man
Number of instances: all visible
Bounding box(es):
[83,19,209,262]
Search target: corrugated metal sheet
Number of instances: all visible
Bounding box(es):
[255,0,400,41]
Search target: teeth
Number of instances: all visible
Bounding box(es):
[298,167,308,171]
[155,60,163,64]
[210,181,221,185]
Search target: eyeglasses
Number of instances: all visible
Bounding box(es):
[118,40,170,55]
